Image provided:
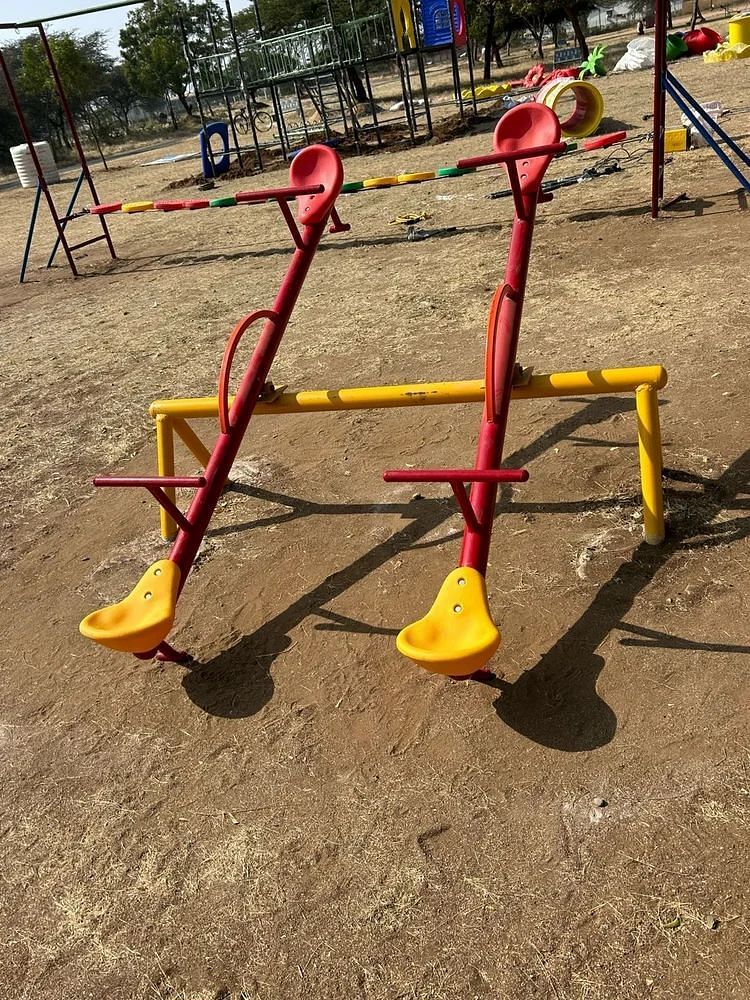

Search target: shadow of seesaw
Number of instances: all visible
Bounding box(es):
[182,395,637,720]
[181,401,748,752]
[491,451,750,751]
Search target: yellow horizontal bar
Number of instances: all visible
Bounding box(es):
[149,366,667,419]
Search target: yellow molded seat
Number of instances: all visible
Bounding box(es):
[80,560,181,654]
[396,567,501,676]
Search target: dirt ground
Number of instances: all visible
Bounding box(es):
[1,42,749,1000]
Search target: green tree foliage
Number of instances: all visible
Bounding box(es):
[465,0,522,81]
[18,31,113,148]
[0,41,28,164]
[0,100,22,168]
[466,0,593,74]
[101,64,140,132]
[119,0,223,115]
[563,2,594,56]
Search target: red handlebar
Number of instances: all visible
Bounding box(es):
[457,141,567,170]
[235,184,324,205]
[383,469,528,483]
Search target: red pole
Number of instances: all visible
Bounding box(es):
[169,217,330,592]
[651,0,667,218]
[37,25,116,261]
[459,194,539,574]
[0,46,80,277]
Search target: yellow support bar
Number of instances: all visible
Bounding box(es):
[172,417,212,468]
[635,382,665,545]
[155,414,177,540]
[149,366,668,419]
[149,365,668,544]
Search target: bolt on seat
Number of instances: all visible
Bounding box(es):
[396,567,501,676]
[79,560,181,654]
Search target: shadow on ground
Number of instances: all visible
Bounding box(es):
[181,393,749,752]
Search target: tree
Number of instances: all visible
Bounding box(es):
[18,30,112,149]
[689,0,706,29]
[241,0,383,36]
[464,0,522,81]
[510,0,593,60]
[513,0,549,58]
[0,42,27,165]
[564,3,590,57]
[119,1,223,117]
[101,64,140,131]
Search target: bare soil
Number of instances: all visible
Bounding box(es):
[0,45,748,1000]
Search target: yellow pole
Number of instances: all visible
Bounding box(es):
[635,383,665,545]
[514,365,667,399]
[149,366,668,420]
[155,414,177,541]
[172,417,212,468]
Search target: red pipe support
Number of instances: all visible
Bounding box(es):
[169,202,337,597]
[458,194,539,575]
[93,477,206,488]
[457,141,566,170]
[651,0,668,217]
[383,469,529,483]
[0,48,80,277]
[218,310,279,433]
[37,25,116,263]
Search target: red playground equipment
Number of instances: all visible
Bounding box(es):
[81,107,661,681]
[383,105,564,676]
[81,142,350,663]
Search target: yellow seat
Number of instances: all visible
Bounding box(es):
[396,567,501,676]
[80,560,181,654]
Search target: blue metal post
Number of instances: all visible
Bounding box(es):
[20,183,43,283]
[665,72,750,190]
[665,74,750,191]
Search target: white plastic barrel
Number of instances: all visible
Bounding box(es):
[10,142,60,188]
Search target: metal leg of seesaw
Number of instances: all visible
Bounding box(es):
[155,415,178,541]
[636,383,665,545]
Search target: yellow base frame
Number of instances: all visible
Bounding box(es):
[148,365,667,545]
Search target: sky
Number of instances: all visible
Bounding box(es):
[0,0,252,59]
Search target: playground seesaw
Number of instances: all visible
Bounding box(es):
[80,105,667,680]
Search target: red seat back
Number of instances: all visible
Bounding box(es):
[290,145,344,225]
[493,104,561,195]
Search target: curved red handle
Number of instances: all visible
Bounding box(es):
[484,283,513,422]
[218,309,278,435]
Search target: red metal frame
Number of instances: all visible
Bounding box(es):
[384,468,529,533]
[90,145,346,658]
[93,475,206,534]
[171,152,344,602]
[384,105,562,576]
[651,0,668,218]
[235,183,324,203]
[218,309,280,433]
[86,114,562,663]
[0,25,116,280]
